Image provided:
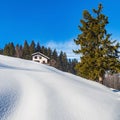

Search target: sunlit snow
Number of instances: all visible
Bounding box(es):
[0,55,120,120]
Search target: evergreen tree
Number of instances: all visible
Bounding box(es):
[47,47,52,58]
[15,44,20,57]
[62,52,68,71]
[41,46,47,55]
[67,59,78,74]
[52,49,58,60]
[35,42,41,52]
[0,49,3,54]
[19,45,23,58]
[22,40,30,59]
[15,44,23,58]
[9,42,15,56]
[3,44,10,56]
[74,4,120,83]
[71,59,78,74]
[50,49,58,67]
[29,40,35,55]
[58,51,68,71]
[3,42,15,56]
[58,51,64,70]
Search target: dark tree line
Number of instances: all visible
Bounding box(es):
[0,40,78,74]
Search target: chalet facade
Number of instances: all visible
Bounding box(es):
[32,52,50,64]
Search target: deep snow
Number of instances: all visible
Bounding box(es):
[0,55,120,120]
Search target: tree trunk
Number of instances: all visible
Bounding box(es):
[99,76,103,84]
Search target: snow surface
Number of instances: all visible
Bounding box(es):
[0,55,120,120]
[117,92,120,96]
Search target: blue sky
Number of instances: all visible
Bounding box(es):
[0,0,120,59]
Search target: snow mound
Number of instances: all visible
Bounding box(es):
[0,55,120,120]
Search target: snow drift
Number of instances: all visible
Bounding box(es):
[0,55,120,120]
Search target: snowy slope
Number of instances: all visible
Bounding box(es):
[0,55,120,120]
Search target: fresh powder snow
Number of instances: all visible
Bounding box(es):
[0,55,120,120]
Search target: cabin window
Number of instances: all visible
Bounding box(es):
[43,61,45,64]
[39,56,42,59]
[34,56,37,59]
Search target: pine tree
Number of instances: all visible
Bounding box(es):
[50,49,58,67]
[22,40,30,59]
[0,49,3,54]
[3,44,10,56]
[74,4,120,83]
[19,45,23,58]
[3,42,15,56]
[15,44,20,57]
[9,42,15,56]
[35,42,41,52]
[52,49,58,61]
[47,47,52,58]
[62,52,68,71]
[15,44,23,58]
[68,59,78,74]
[41,46,47,55]
[58,51,64,70]
[58,51,68,71]
[29,40,35,55]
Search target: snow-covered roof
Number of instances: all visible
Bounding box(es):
[32,52,50,59]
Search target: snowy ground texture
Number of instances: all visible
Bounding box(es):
[0,55,120,120]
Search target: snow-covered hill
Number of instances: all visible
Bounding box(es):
[0,55,120,120]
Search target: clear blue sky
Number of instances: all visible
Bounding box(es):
[0,0,120,59]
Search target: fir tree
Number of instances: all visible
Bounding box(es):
[68,59,78,74]
[22,40,30,59]
[41,46,47,55]
[58,51,68,71]
[74,4,120,83]
[3,44,10,56]
[51,49,58,67]
[52,49,58,61]
[58,51,64,70]
[47,47,52,58]
[0,49,3,54]
[15,44,20,57]
[9,42,15,56]
[62,52,68,71]
[19,45,23,58]
[15,44,23,58]
[29,40,35,55]
[35,42,41,52]
[3,42,15,56]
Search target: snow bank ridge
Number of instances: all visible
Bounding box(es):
[0,55,120,120]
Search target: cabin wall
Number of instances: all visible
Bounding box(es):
[32,55,48,64]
